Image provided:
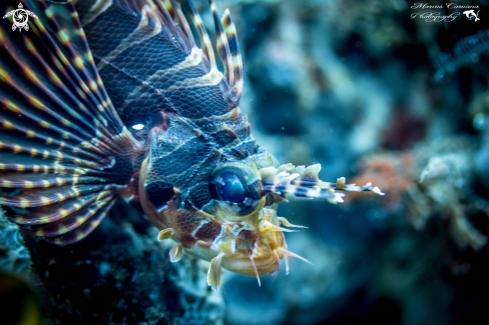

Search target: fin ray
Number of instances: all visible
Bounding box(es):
[222,9,243,101]
[20,195,114,236]
[44,198,116,245]
[0,0,142,245]
[209,0,234,87]
[8,191,111,225]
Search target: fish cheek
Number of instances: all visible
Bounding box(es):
[145,181,174,211]
[194,223,220,241]
[138,156,174,230]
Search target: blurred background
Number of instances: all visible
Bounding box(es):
[2,0,489,324]
[195,0,489,324]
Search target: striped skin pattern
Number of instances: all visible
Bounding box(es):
[0,0,383,290]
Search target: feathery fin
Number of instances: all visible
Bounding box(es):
[0,0,142,245]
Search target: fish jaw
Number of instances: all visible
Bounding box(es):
[196,207,304,290]
[221,253,277,277]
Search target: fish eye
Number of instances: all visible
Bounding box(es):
[209,164,263,215]
[214,172,245,203]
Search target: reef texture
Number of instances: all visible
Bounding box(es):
[211,0,489,324]
[2,205,224,324]
[0,210,32,279]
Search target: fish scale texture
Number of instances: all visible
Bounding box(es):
[195,221,221,241]
[82,2,235,126]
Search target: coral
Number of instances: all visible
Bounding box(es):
[0,210,32,279]
[351,137,488,251]
[17,204,224,324]
[346,151,415,208]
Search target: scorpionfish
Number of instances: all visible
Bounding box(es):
[0,0,383,289]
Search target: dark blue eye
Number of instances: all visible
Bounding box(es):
[209,164,264,216]
[220,173,245,203]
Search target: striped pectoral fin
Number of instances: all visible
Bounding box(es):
[0,184,105,208]
[3,183,118,245]
[38,0,124,132]
[20,194,115,237]
[0,1,143,245]
[43,198,117,245]
[1,175,131,245]
[0,172,107,190]
[7,191,109,225]
[11,1,121,135]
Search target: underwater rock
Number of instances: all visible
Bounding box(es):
[0,211,44,325]
[350,137,488,251]
[0,210,32,279]
[6,205,224,324]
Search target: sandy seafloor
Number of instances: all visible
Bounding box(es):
[1,0,489,324]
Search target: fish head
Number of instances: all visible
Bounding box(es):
[138,115,383,289]
[194,152,290,279]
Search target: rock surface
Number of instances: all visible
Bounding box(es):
[1,205,224,324]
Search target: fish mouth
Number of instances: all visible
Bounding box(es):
[221,253,277,277]
[217,212,313,286]
[219,244,313,288]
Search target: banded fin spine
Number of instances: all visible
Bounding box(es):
[222,8,243,100]
[182,0,217,70]
[167,0,195,45]
[0,0,142,245]
[209,0,234,89]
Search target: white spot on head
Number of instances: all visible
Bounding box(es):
[132,124,144,130]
